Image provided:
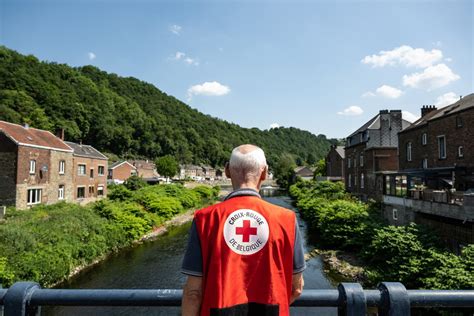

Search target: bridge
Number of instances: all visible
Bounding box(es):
[1,282,473,315]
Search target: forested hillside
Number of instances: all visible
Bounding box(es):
[0,46,332,167]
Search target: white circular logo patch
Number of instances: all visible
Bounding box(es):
[223,209,270,255]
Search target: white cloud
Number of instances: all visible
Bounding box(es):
[170,24,182,35]
[362,91,376,98]
[402,111,419,123]
[402,63,460,91]
[184,57,199,66]
[362,45,443,68]
[375,85,403,99]
[88,52,96,60]
[445,57,453,62]
[337,106,364,116]
[362,85,403,99]
[269,123,280,129]
[435,92,459,107]
[187,81,230,101]
[174,51,185,60]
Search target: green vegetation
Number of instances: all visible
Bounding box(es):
[289,180,474,289]
[0,184,218,287]
[0,46,333,167]
[155,155,179,179]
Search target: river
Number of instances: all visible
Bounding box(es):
[45,191,339,315]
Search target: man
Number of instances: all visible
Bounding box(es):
[181,144,305,316]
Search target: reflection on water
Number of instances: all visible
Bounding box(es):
[45,192,336,315]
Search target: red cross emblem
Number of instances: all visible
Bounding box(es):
[235,220,258,242]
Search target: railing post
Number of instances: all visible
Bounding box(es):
[3,282,41,316]
[337,283,367,316]
[378,282,410,316]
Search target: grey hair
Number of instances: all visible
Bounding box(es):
[229,145,267,181]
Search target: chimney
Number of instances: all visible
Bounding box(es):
[23,123,29,129]
[56,128,65,140]
[421,105,437,117]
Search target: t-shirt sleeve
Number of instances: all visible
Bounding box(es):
[181,220,203,277]
[293,218,306,274]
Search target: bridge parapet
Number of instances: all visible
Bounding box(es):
[1,281,473,315]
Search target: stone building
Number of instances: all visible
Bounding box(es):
[65,141,108,204]
[344,110,411,201]
[294,166,314,180]
[107,161,137,184]
[129,160,160,181]
[325,145,345,181]
[0,121,74,209]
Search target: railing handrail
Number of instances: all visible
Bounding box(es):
[1,282,474,316]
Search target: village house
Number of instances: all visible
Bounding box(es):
[107,161,137,184]
[324,145,345,182]
[179,164,203,180]
[382,94,474,252]
[202,165,216,180]
[129,159,160,183]
[294,166,314,180]
[65,141,108,204]
[344,110,411,201]
[0,121,74,209]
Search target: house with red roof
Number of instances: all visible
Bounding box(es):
[0,121,74,209]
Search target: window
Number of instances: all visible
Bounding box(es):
[360,154,364,167]
[90,168,94,178]
[98,166,105,176]
[406,142,412,161]
[361,173,365,188]
[354,175,358,188]
[89,185,95,195]
[78,164,86,175]
[29,160,36,174]
[456,116,463,128]
[392,209,398,221]
[438,136,446,159]
[348,174,352,187]
[58,185,65,200]
[422,133,427,145]
[77,187,85,199]
[97,186,104,196]
[59,160,65,174]
[422,158,428,169]
[458,146,464,158]
[348,158,351,168]
[27,188,42,205]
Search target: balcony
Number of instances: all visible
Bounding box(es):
[1,281,474,316]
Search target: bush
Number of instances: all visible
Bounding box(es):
[108,185,133,201]
[124,175,148,191]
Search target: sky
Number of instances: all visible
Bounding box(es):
[0,0,472,138]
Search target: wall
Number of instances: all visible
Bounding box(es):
[47,150,74,204]
[0,133,17,206]
[326,148,344,179]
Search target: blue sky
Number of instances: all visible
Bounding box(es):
[1,0,472,138]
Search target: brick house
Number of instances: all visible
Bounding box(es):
[65,142,108,204]
[294,166,314,180]
[382,94,474,252]
[129,160,160,180]
[325,145,345,181]
[0,121,74,209]
[107,161,137,184]
[344,110,411,201]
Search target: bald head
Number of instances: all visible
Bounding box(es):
[226,144,267,189]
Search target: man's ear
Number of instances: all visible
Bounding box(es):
[225,162,231,178]
[260,165,268,181]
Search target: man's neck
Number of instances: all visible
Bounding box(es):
[232,183,260,192]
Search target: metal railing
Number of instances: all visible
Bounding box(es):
[1,281,473,315]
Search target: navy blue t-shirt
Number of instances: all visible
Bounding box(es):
[181,188,306,276]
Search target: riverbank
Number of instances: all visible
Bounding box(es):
[0,184,219,288]
[289,179,474,290]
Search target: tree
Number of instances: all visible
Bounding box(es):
[273,153,296,189]
[155,155,179,180]
[313,159,327,177]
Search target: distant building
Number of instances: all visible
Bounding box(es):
[129,160,160,182]
[294,166,314,180]
[325,145,345,181]
[202,165,216,180]
[0,121,74,209]
[180,164,203,180]
[345,110,411,201]
[107,161,137,184]
[65,141,108,204]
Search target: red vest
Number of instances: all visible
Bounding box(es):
[194,195,296,316]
